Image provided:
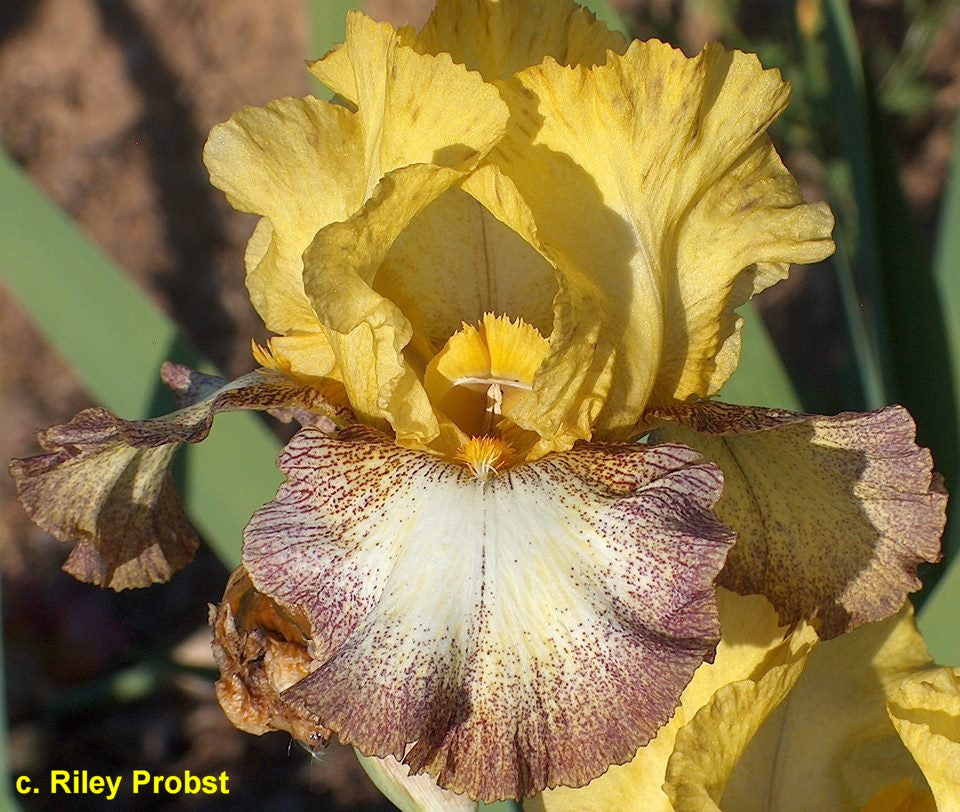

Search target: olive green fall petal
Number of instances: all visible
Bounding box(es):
[887,667,960,807]
[529,590,807,812]
[681,607,935,812]
[495,40,834,437]
[651,402,945,637]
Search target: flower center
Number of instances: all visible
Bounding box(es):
[424,313,548,439]
[455,436,514,481]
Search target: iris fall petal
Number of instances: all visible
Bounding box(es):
[9,363,341,589]
[650,401,945,637]
[241,425,735,800]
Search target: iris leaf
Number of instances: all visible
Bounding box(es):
[822,0,890,409]
[916,103,960,663]
[0,147,280,568]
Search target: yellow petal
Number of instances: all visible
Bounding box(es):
[310,0,626,92]
[651,402,945,637]
[666,606,933,810]
[424,314,549,439]
[242,426,735,801]
[887,667,960,808]
[206,14,508,396]
[861,780,936,812]
[461,164,615,453]
[205,101,365,337]
[251,332,340,385]
[312,12,509,195]
[494,40,834,437]
[374,183,557,354]
[302,164,467,447]
[530,589,811,812]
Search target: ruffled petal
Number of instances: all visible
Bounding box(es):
[529,589,814,812]
[309,0,625,95]
[9,364,342,589]
[301,164,469,448]
[204,101,365,339]
[887,667,960,808]
[412,0,626,80]
[205,13,508,384]
[666,606,935,810]
[241,426,735,801]
[650,401,945,637]
[423,313,550,440]
[311,13,509,191]
[493,40,834,437]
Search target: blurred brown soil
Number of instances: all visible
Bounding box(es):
[0,0,957,810]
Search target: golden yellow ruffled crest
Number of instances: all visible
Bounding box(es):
[425,313,548,443]
[202,0,835,462]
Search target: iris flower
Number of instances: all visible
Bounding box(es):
[10,0,948,803]
[533,591,960,811]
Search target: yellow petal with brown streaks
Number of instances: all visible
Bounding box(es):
[650,401,945,636]
[494,40,834,438]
